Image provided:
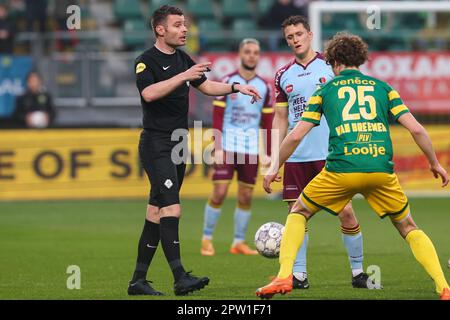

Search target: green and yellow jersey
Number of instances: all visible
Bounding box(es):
[301,69,409,174]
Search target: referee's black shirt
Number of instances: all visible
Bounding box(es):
[135,46,207,133]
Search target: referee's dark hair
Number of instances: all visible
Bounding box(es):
[150,5,184,37]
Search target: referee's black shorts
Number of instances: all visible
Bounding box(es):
[139,129,187,208]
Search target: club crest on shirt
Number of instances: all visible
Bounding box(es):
[316,76,328,88]
[286,84,293,93]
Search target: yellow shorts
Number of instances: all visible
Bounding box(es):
[299,168,410,222]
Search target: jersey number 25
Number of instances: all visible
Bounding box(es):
[338,86,377,121]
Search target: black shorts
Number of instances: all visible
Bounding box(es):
[139,129,187,208]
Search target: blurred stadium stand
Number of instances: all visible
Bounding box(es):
[0,0,449,128]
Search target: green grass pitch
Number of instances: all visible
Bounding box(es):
[1,197,449,300]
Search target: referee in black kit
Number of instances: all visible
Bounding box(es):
[128,5,262,296]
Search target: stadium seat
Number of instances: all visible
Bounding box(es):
[6,2,25,20]
[198,19,221,32]
[55,61,83,98]
[232,19,258,40]
[90,62,116,97]
[393,12,427,30]
[322,13,342,32]
[323,13,362,34]
[187,0,215,19]
[388,42,409,51]
[338,13,361,31]
[198,19,222,39]
[149,0,180,16]
[221,0,253,19]
[257,0,274,17]
[114,0,142,21]
[198,19,228,51]
[123,19,148,49]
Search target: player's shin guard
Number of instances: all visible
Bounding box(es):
[405,229,450,294]
[293,229,308,274]
[341,224,364,276]
[203,199,222,239]
[233,204,251,244]
[278,214,306,279]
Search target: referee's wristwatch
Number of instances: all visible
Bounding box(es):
[231,82,240,93]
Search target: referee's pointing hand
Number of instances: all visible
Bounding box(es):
[182,62,212,81]
[234,83,263,103]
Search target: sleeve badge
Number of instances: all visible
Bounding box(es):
[136,63,146,74]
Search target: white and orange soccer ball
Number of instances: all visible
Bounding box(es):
[254,222,284,258]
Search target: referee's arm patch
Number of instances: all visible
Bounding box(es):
[136,63,146,74]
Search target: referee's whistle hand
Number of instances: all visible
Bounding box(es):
[237,84,262,103]
[182,62,212,81]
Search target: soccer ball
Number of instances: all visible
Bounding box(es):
[254,222,284,258]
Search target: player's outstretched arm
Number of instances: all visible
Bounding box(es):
[279,120,315,166]
[141,62,211,102]
[272,106,289,147]
[398,113,449,187]
[263,121,315,193]
[197,80,262,102]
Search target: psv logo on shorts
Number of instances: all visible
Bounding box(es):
[286,84,293,93]
[164,179,173,189]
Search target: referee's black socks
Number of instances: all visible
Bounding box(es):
[131,219,160,282]
[160,216,186,282]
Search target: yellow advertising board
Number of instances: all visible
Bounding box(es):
[0,126,449,201]
[0,128,270,201]
[390,125,450,192]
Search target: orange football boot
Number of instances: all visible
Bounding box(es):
[201,238,215,256]
[230,242,258,255]
[256,274,293,299]
[440,288,450,300]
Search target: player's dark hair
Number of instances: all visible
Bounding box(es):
[150,5,184,37]
[281,15,310,33]
[324,32,369,68]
